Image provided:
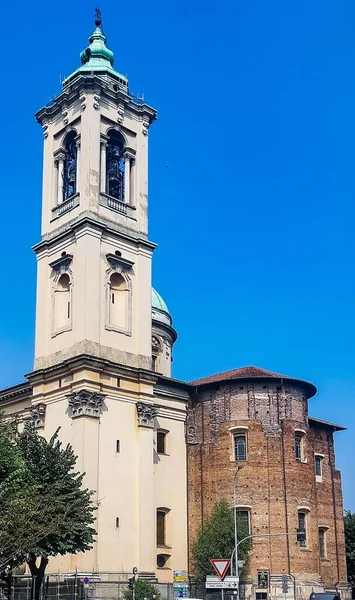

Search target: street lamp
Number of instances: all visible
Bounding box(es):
[233,464,245,577]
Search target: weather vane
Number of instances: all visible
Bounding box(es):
[95,7,102,27]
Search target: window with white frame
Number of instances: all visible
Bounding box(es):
[294,433,305,462]
[315,454,323,482]
[234,432,247,462]
[297,510,308,548]
[236,508,251,536]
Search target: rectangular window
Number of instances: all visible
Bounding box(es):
[237,509,250,536]
[315,455,322,478]
[295,434,302,462]
[234,433,247,462]
[319,528,326,558]
[298,512,307,548]
[157,431,166,454]
[157,510,166,546]
[116,440,120,453]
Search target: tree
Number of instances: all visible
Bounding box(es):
[191,499,251,582]
[0,419,96,600]
[124,578,160,600]
[344,510,355,590]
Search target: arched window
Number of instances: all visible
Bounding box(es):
[106,130,125,201]
[55,273,71,331]
[109,272,128,330]
[63,131,77,201]
[234,432,247,462]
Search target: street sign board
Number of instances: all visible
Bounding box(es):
[210,559,231,580]
[206,576,239,590]
[173,570,189,598]
[83,577,89,589]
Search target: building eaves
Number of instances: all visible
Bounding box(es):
[308,416,346,432]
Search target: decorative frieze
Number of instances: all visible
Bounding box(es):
[31,403,46,429]
[136,402,157,428]
[67,389,105,419]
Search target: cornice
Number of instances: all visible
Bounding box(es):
[26,353,159,386]
[106,253,134,271]
[0,382,32,403]
[36,75,157,126]
[49,252,73,271]
[33,216,157,254]
[152,319,178,344]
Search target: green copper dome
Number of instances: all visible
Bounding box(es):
[152,288,170,315]
[80,27,115,69]
[63,15,128,87]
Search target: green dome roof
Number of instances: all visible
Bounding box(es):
[63,16,128,87]
[152,288,170,315]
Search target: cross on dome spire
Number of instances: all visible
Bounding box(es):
[94,7,102,28]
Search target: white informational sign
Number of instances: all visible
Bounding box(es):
[206,576,239,590]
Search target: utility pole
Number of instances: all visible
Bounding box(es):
[233,465,245,577]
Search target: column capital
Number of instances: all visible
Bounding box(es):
[100,133,109,147]
[136,402,157,428]
[30,403,46,429]
[54,149,66,163]
[67,389,106,419]
[124,148,136,161]
[74,133,81,148]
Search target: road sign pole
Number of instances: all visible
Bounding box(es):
[221,588,224,600]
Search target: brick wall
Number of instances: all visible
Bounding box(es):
[187,378,347,590]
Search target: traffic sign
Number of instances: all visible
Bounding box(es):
[132,567,138,577]
[206,576,239,589]
[210,559,231,580]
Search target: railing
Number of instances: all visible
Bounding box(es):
[107,196,128,215]
[52,194,79,219]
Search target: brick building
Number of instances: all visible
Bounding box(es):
[187,366,349,599]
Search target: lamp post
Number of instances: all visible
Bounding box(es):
[233,465,245,577]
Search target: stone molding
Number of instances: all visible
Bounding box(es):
[49,252,73,273]
[31,403,46,429]
[136,402,157,428]
[67,389,105,419]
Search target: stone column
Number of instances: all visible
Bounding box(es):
[130,157,135,207]
[124,153,131,204]
[75,135,81,193]
[56,152,65,204]
[100,136,107,194]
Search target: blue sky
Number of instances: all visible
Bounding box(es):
[0,0,354,509]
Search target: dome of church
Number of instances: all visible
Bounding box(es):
[151,288,170,315]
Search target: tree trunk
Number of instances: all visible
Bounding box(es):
[0,571,13,600]
[27,555,49,600]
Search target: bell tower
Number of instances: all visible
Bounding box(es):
[34,11,156,371]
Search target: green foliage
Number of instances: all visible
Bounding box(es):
[124,578,160,600]
[0,415,96,599]
[191,499,251,582]
[17,423,96,559]
[344,510,355,586]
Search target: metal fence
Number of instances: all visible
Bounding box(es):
[0,573,176,600]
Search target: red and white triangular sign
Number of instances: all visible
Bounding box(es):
[210,559,231,580]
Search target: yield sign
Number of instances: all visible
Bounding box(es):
[210,559,231,580]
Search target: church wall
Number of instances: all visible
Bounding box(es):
[187,380,347,595]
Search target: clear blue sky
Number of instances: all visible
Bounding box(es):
[0,0,354,509]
